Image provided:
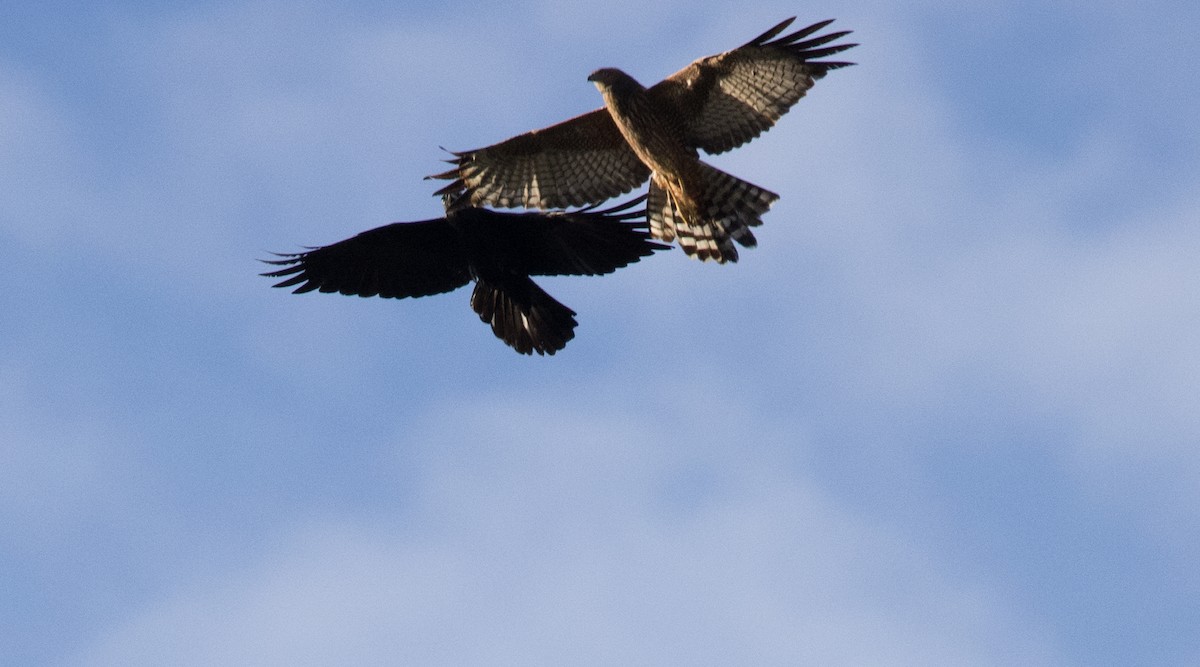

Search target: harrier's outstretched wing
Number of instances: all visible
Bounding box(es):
[430,109,650,211]
[650,18,857,155]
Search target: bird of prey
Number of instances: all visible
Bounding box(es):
[262,196,667,356]
[429,17,856,263]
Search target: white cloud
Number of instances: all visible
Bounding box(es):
[73,398,1062,666]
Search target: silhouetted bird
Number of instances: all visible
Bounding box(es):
[262,195,667,355]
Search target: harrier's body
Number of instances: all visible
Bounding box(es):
[432,18,856,263]
[588,67,773,261]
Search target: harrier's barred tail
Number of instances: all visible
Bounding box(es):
[647,163,779,263]
[697,161,778,239]
[647,180,724,263]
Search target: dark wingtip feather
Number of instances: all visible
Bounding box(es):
[812,60,857,75]
[432,179,467,197]
[776,18,837,44]
[748,16,797,47]
[279,277,318,292]
[259,253,302,275]
[259,266,297,279]
[259,248,317,263]
[258,252,323,293]
[259,258,296,270]
[803,44,859,61]
[426,167,461,182]
[764,19,857,64]
[426,148,468,180]
[788,30,854,51]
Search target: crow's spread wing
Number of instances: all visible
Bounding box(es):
[262,219,470,299]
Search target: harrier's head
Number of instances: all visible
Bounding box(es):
[588,68,640,93]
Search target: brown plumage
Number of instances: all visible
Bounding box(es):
[261,196,667,356]
[429,17,856,263]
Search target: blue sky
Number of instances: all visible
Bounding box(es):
[3,0,1198,665]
